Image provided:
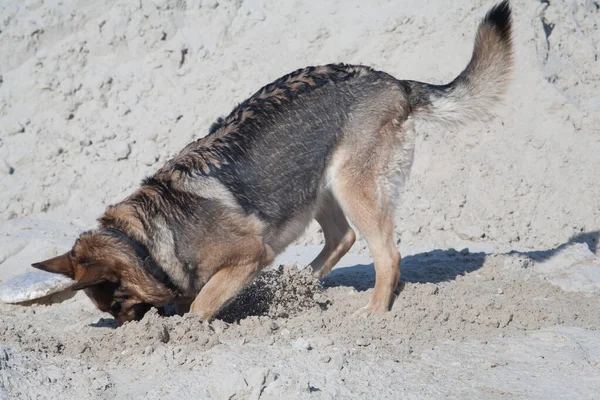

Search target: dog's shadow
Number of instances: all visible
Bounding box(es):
[323,249,484,291]
[323,230,600,291]
[89,317,117,329]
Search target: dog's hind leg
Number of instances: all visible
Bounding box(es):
[333,165,401,314]
[309,193,356,278]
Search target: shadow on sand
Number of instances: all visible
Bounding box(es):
[323,230,600,291]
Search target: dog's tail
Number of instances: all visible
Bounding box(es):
[407,1,513,127]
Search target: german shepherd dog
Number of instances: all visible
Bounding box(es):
[32,1,513,326]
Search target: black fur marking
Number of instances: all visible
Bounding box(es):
[484,0,512,41]
[208,117,226,135]
[78,256,92,266]
[173,164,190,175]
[141,176,162,187]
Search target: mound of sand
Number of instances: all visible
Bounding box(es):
[2,248,600,398]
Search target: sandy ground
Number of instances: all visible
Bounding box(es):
[1,0,600,399]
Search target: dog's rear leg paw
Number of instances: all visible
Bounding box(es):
[352,304,372,319]
[310,266,326,279]
[185,310,211,327]
[352,299,392,318]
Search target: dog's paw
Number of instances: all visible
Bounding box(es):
[351,304,372,319]
[309,265,324,279]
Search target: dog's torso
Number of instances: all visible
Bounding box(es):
[100,63,414,296]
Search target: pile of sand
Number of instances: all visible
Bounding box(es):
[2,249,600,398]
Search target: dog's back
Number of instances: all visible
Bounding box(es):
[156,65,404,225]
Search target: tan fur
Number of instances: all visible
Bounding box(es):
[190,239,274,320]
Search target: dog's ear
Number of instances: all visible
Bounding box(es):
[71,268,109,291]
[71,277,108,291]
[31,252,74,278]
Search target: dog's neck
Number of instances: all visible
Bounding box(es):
[104,227,182,297]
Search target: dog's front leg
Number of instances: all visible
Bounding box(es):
[189,263,261,322]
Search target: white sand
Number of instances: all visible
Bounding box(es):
[1,0,599,398]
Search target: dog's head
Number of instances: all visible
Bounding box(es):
[32,231,172,326]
